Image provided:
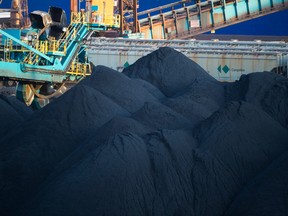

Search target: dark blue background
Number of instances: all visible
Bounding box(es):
[1,0,287,35]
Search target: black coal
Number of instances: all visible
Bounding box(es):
[0,47,287,216]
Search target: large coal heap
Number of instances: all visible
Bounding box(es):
[0,95,33,139]
[0,47,288,216]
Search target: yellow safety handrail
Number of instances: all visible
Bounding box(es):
[71,12,88,24]
[114,14,121,26]
[90,12,120,27]
[3,39,12,61]
[67,61,91,76]
[47,39,67,54]
[70,11,120,27]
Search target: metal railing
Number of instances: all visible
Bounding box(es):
[67,61,91,77]
[22,40,67,65]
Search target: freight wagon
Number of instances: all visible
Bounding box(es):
[87,37,288,81]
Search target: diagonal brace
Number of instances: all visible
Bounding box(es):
[0,29,54,63]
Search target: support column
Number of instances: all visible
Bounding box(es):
[133,0,138,33]
[119,0,124,36]
[161,11,166,39]
[258,0,262,12]
[148,13,153,39]
[196,1,202,29]
[210,0,215,27]
[11,0,20,26]
[270,0,274,8]
[185,6,190,32]
[71,0,78,13]
[172,8,179,36]
[246,0,250,15]
[222,0,227,23]
[234,0,239,19]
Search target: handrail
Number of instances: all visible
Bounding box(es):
[135,0,288,40]
[0,29,53,63]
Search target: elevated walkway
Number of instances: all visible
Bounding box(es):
[132,0,288,39]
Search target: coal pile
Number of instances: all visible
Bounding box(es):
[0,47,287,216]
[0,95,33,138]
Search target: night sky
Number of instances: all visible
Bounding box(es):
[1,0,287,36]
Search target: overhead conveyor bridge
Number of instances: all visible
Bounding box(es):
[130,0,288,39]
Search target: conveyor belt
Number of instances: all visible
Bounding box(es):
[129,0,288,39]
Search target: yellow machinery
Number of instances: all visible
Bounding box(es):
[0,0,120,108]
[91,0,116,26]
[70,0,119,27]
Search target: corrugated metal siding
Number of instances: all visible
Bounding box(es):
[88,50,283,81]
[87,38,288,81]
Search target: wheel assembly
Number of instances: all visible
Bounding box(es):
[16,82,67,108]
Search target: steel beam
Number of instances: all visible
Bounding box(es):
[0,29,53,63]
[133,0,138,33]
[136,0,288,39]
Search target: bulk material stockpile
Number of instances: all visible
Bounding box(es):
[0,47,288,216]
